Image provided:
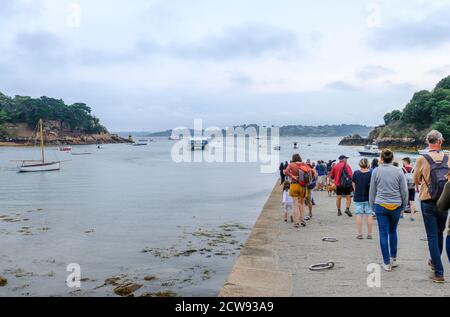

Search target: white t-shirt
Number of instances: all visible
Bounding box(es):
[282,190,294,204]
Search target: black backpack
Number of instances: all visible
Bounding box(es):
[340,163,353,188]
[423,154,449,201]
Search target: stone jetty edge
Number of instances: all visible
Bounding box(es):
[219,183,293,297]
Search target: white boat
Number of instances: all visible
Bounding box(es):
[17,119,61,173]
[190,137,208,151]
[18,161,60,172]
[359,143,381,157]
[293,142,299,149]
[71,152,92,156]
[133,139,148,146]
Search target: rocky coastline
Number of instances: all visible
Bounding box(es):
[0,122,131,146]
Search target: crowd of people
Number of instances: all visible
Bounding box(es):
[279,130,450,283]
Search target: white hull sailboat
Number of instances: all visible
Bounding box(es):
[18,161,60,173]
[17,119,61,173]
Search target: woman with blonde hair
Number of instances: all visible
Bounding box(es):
[352,158,374,240]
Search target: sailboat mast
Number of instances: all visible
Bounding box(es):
[39,119,45,163]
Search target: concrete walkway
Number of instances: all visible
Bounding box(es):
[220,183,450,297]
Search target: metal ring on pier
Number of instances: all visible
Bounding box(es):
[322,237,339,243]
[309,262,335,271]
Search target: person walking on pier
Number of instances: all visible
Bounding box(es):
[352,158,374,240]
[370,149,409,272]
[437,170,450,264]
[279,162,287,185]
[282,181,294,223]
[330,155,353,217]
[316,160,327,191]
[284,154,313,229]
[414,130,450,283]
[402,157,417,221]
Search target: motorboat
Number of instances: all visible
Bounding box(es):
[358,143,381,157]
[190,137,208,151]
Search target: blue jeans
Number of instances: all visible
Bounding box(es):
[374,204,402,265]
[447,235,450,263]
[421,201,449,277]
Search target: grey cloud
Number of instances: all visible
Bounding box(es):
[229,71,253,86]
[426,65,450,77]
[0,0,16,17]
[169,23,302,60]
[325,81,359,91]
[80,23,303,66]
[357,65,395,81]
[13,30,68,68]
[367,8,450,50]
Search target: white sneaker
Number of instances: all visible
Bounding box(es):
[382,263,392,272]
[391,258,399,268]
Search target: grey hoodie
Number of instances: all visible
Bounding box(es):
[369,164,409,210]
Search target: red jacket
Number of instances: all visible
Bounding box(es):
[330,161,353,187]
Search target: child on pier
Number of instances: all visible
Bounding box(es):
[282,181,294,222]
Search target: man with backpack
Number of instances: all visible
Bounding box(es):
[331,155,353,217]
[414,130,450,283]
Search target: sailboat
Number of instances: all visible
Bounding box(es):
[17,119,61,173]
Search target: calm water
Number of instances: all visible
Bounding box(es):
[0,137,418,296]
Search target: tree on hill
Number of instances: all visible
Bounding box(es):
[0,92,107,134]
[379,75,450,142]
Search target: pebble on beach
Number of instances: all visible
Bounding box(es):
[113,282,143,297]
[0,276,8,287]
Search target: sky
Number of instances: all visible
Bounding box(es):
[1,0,450,132]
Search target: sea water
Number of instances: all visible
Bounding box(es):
[0,137,418,296]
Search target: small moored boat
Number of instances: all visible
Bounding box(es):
[58,146,72,152]
[17,119,61,173]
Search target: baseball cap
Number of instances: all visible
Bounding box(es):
[339,155,349,160]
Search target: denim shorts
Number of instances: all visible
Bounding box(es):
[354,201,372,215]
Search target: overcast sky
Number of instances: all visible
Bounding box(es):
[1,0,450,131]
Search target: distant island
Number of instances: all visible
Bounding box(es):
[146,124,373,138]
[340,75,450,150]
[0,92,130,146]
